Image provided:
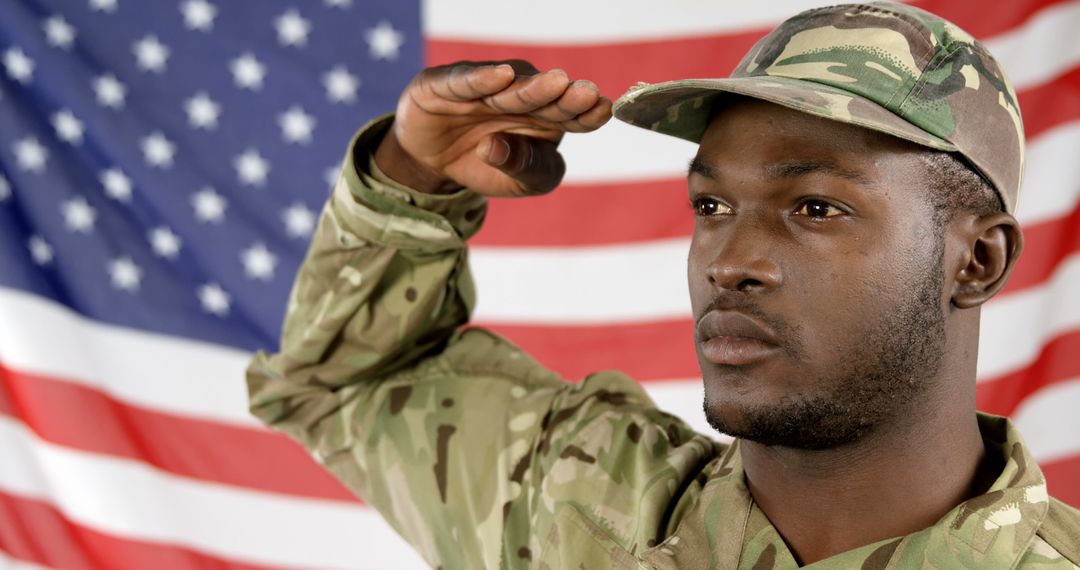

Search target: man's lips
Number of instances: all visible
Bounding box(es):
[696,310,781,366]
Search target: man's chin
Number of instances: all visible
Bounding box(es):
[702,397,874,451]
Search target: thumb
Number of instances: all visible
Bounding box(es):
[477,133,566,196]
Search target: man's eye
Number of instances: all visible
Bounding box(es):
[794,199,844,218]
[691,197,732,217]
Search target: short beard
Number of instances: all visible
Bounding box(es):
[703,243,947,451]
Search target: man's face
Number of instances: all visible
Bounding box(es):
[688,98,950,450]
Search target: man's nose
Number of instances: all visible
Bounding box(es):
[704,222,783,293]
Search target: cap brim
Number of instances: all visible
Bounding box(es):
[613,76,958,153]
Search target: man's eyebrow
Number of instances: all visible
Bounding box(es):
[765,160,874,186]
[687,156,875,186]
[687,156,717,180]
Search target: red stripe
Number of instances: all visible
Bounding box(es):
[0,363,358,503]
[0,490,281,570]
[976,330,1080,416]
[426,0,1072,97]
[1017,63,1080,140]
[1043,454,1080,509]
[471,178,692,247]
[1002,196,1080,295]
[476,319,699,381]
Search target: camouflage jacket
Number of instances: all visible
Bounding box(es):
[247,116,1080,569]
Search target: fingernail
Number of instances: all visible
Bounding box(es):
[549,68,568,78]
[478,137,510,166]
[572,79,600,93]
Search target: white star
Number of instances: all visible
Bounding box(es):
[275,9,311,47]
[98,168,132,201]
[324,0,351,6]
[180,0,216,31]
[184,91,221,129]
[323,165,340,188]
[365,21,404,61]
[149,226,182,259]
[28,235,53,265]
[231,53,265,90]
[61,197,96,232]
[141,131,176,168]
[3,48,34,83]
[242,242,277,280]
[235,148,269,187]
[0,175,10,201]
[43,15,77,49]
[282,202,316,238]
[14,137,48,172]
[191,187,227,223]
[108,257,142,292]
[323,65,359,103]
[52,109,84,144]
[198,282,230,316]
[278,105,315,144]
[90,0,118,12]
[133,35,169,73]
[93,74,126,108]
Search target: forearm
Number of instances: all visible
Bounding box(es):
[246,114,487,448]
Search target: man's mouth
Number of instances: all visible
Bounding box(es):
[696,310,781,366]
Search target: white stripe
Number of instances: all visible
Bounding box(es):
[1011,377,1080,463]
[1015,120,1080,226]
[983,0,1080,92]
[977,252,1080,381]
[0,287,259,427]
[0,415,427,570]
[472,237,692,323]
[424,0,844,43]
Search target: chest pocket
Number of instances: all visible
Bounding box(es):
[539,504,647,570]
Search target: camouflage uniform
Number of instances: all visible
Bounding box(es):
[248,2,1080,568]
[247,116,1080,568]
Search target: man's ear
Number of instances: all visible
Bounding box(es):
[951,212,1024,309]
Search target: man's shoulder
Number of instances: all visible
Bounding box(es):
[1034,497,1080,565]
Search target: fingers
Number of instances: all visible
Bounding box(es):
[477,133,566,196]
[418,63,518,103]
[529,79,601,122]
[560,95,613,133]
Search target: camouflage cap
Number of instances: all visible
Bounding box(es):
[613,1,1025,213]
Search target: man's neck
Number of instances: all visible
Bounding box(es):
[739,406,998,565]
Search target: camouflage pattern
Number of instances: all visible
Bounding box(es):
[246,116,1080,569]
[613,1,1026,213]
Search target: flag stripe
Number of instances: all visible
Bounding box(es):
[0,364,356,502]
[425,0,1071,44]
[0,288,258,428]
[977,332,1080,416]
[1042,454,1080,507]
[0,490,279,570]
[0,415,426,570]
[426,1,1080,96]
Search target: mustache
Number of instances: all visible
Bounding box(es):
[695,295,805,356]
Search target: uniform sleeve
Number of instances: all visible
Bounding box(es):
[246,115,719,568]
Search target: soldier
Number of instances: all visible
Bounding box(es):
[247,2,1080,568]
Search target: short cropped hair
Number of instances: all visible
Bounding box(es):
[921,151,1005,228]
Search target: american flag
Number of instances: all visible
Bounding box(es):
[0,0,1076,568]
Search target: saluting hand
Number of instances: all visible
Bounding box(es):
[374,60,613,197]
